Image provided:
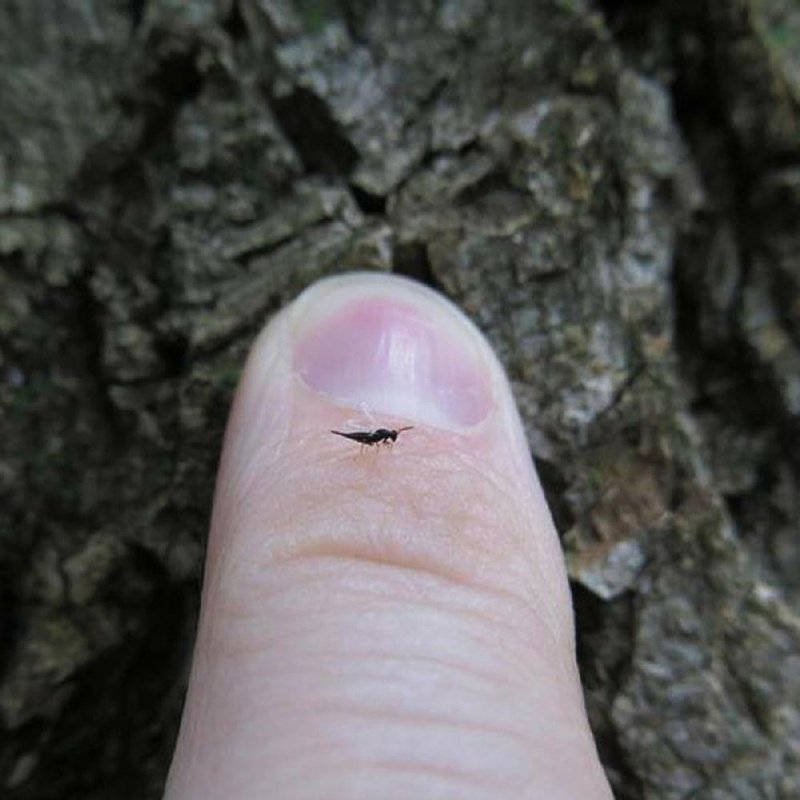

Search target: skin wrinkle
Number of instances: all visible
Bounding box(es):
[210,548,573,689]
[264,504,494,581]
[222,553,563,663]
[262,701,532,752]
[206,462,574,672]
[195,552,600,780]
[326,755,534,792]
[207,599,555,691]
[224,619,561,712]
[271,684,570,748]
[194,485,589,785]
[186,684,588,797]
[251,675,582,761]
[231,446,561,601]
[249,704,540,794]
[238,530,569,666]
[259,752,526,800]
[219,559,499,634]
[198,599,593,769]
[261,647,527,705]
[303,750,531,796]
[203,577,574,684]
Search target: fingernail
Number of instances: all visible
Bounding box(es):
[292,275,495,429]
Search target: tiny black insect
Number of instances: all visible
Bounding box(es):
[331,426,414,447]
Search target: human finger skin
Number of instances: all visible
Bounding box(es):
[165,272,613,799]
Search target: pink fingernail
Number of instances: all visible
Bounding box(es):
[294,293,493,429]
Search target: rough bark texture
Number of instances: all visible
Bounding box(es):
[1,1,799,798]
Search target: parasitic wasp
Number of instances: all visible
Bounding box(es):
[331,426,414,450]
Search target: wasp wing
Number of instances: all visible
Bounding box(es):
[336,403,379,434]
[331,430,375,444]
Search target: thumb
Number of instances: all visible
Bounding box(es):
[166,273,612,799]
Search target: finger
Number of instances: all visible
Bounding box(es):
[166,273,612,799]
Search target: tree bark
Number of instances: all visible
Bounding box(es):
[1,1,798,797]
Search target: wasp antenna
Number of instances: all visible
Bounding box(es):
[397,426,414,432]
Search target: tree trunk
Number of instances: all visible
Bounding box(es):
[1,1,798,797]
